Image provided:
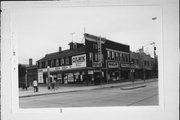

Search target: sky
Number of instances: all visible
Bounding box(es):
[12,5,162,64]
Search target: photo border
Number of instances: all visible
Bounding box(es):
[1,0,179,120]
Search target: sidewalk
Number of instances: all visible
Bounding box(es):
[19,78,158,98]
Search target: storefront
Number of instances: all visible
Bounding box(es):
[106,61,120,81]
[120,63,130,80]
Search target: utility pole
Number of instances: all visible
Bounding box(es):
[141,42,156,82]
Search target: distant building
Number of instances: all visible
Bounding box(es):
[37,33,130,85]
[130,51,158,79]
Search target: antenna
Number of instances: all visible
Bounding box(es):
[70,32,75,42]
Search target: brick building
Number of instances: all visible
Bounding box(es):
[130,51,158,79]
[37,33,130,85]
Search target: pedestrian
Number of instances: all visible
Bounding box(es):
[52,79,56,90]
[33,80,38,92]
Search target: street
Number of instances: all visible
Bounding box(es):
[19,81,158,108]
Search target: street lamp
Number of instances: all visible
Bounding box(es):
[141,42,156,82]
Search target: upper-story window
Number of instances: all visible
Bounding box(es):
[48,60,51,67]
[42,61,46,68]
[119,53,122,61]
[53,59,56,67]
[95,53,98,61]
[58,58,61,66]
[93,44,98,49]
[89,52,93,61]
[126,54,129,62]
[107,50,110,59]
[112,51,115,60]
[65,57,69,65]
[56,59,59,66]
[116,52,119,61]
[61,58,64,65]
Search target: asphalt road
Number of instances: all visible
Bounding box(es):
[19,81,158,108]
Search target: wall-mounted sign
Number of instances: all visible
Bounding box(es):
[121,63,130,68]
[68,73,74,82]
[92,62,102,67]
[88,70,94,74]
[72,54,86,68]
[107,61,119,68]
[38,71,43,83]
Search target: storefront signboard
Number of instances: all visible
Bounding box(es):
[121,63,130,68]
[108,61,119,68]
[92,62,102,67]
[72,54,86,68]
[88,70,94,74]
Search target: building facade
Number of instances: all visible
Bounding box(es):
[130,51,158,80]
[37,33,130,85]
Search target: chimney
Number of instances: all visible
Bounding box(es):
[59,47,62,52]
[29,58,33,66]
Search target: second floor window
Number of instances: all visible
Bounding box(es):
[48,60,51,67]
[95,53,98,61]
[112,51,115,60]
[61,58,64,65]
[56,59,59,66]
[89,52,93,61]
[116,52,119,61]
[65,57,69,65]
[107,50,110,59]
[93,44,98,49]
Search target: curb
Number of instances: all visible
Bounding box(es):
[19,79,157,98]
[120,84,146,90]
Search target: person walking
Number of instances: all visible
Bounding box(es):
[52,78,56,90]
[33,80,38,92]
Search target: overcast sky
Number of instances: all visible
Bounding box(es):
[12,5,161,64]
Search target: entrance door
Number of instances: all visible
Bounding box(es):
[94,72,101,85]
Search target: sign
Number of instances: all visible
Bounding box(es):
[38,65,72,73]
[92,62,102,67]
[121,63,130,68]
[88,70,94,74]
[38,71,43,83]
[107,61,119,68]
[72,54,86,68]
[68,73,74,82]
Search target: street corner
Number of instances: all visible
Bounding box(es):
[120,84,146,90]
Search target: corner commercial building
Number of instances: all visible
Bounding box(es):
[37,33,130,85]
